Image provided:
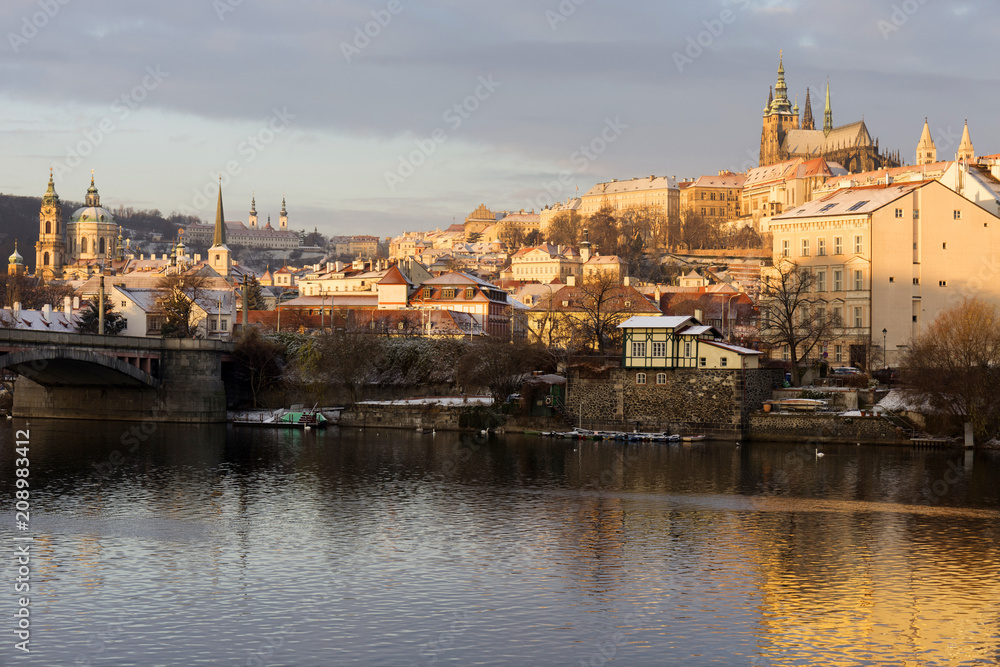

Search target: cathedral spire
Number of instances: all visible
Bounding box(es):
[770,51,792,114]
[212,178,227,247]
[802,87,815,130]
[823,79,833,136]
[85,170,101,207]
[956,119,975,162]
[916,117,936,165]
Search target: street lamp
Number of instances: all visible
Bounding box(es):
[882,328,887,370]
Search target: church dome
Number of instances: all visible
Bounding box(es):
[70,206,116,224]
[8,244,23,265]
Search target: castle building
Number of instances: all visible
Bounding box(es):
[34,171,66,280]
[758,55,900,173]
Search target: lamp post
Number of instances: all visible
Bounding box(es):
[882,328,887,370]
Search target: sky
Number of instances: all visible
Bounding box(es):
[1,0,998,239]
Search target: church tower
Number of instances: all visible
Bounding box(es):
[279,195,288,231]
[823,79,833,136]
[8,241,26,278]
[35,170,65,281]
[956,120,975,162]
[208,180,232,278]
[249,193,258,229]
[915,118,937,164]
[801,87,815,130]
[759,52,800,167]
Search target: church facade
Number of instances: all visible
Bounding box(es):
[759,56,901,173]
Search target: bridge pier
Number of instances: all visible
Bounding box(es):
[0,331,232,423]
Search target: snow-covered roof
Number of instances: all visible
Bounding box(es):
[701,340,762,355]
[618,315,693,330]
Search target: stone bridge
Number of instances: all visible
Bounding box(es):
[0,329,234,423]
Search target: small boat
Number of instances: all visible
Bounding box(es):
[681,434,706,442]
[277,410,328,429]
[626,432,679,442]
[764,399,827,412]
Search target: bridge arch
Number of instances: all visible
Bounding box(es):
[0,348,160,389]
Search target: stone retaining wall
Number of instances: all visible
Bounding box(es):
[746,412,909,445]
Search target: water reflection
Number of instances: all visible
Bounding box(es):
[0,420,997,665]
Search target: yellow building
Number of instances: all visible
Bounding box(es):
[680,171,746,224]
[769,179,1000,368]
[579,175,679,242]
[743,158,846,231]
[509,243,582,283]
[618,315,761,371]
[538,198,582,237]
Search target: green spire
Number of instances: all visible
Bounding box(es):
[212,178,227,247]
[823,78,833,135]
[85,170,100,206]
[43,168,59,205]
[769,51,792,115]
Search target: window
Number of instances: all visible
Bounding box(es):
[833,237,843,255]
[954,210,962,220]
[833,270,843,291]
[801,239,810,256]
[939,280,948,287]
[846,200,869,212]
[220,319,227,331]
[631,341,646,357]
[854,307,863,328]
[422,288,432,299]
[720,358,728,367]
[636,373,646,385]
[684,341,692,357]
[710,192,716,201]
[781,240,790,257]
[656,373,666,385]
[913,209,920,219]
[465,288,474,298]
[121,301,127,308]
[895,208,903,218]
[889,277,895,283]
[854,235,863,254]
[832,307,842,326]
[652,342,666,357]
[818,238,826,256]
[913,278,920,285]
[816,271,826,292]
[853,270,864,291]
[835,345,843,362]
[819,203,837,212]
[782,346,790,362]
[942,243,947,250]
[699,357,707,367]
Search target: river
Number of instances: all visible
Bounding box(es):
[1,419,998,666]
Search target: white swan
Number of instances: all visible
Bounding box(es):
[815,448,825,458]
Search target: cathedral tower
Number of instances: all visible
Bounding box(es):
[916,118,937,164]
[823,79,833,136]
[956,120,975,162]
[35,170,65,281]
[801,87,815,130]
[279,195,288,231]
[249,193,258,229]
[759,53,800,167]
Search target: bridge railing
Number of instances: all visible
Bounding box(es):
[0,329,234,352]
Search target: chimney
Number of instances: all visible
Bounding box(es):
[140,253,145,260]
[13,302,21,317]
[567,274,577,287]
[41,304,51,322]
[694,309,703,323]
[162,254,168,261]
[194,253,201,262]
[73,296,80,309]
[64,296,72,318]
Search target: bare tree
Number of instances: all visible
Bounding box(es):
[758,260,834,386]
[498,221,526,251]
[546,211,583,247]
[902,298,1000,443]
[233,327,286,408]
[155,272,211,338]
[571,272,635,355]
[301,331,384,404]
[457,337,540,405]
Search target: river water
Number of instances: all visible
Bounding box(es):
[1,419,998,666]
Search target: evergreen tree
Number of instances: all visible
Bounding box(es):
[75,296,126,335]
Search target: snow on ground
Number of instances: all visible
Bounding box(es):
[358,396,494,406]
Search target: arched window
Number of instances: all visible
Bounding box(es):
[45,221,51,234]
[43,252,49,266]
[81,237,88,253]
[99,237,106,254]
